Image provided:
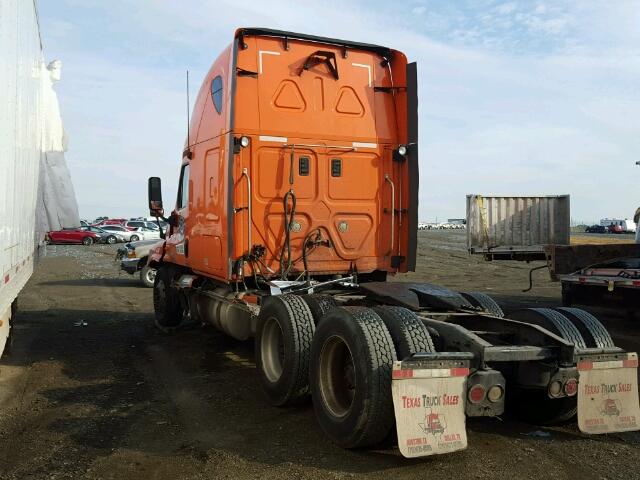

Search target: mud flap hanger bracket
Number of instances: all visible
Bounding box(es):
[298,51,339,80]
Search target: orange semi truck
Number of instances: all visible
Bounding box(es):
[147,28,639,457]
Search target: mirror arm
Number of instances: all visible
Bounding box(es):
[154,215,166,240]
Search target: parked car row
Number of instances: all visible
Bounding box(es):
[585,224,632,234]
[47,223,162,245]
[418,223,466,230]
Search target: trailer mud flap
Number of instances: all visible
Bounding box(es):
[577,353,640,434]
[392,359,469,458]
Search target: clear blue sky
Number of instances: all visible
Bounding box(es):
[38,0,640,224]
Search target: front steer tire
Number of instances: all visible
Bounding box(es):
[153,266,183,332]
[255,295,315,406]
[310,307,397,449]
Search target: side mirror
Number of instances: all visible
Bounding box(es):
[148,177,163,216]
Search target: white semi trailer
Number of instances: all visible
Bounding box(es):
[0,1,79,357]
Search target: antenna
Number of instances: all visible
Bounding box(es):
[186,70,190,151]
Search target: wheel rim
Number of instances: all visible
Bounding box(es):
[319,335,356,418]
[131,235,139,241]
[261,316,285,383]
[108,236,115,244]
[145,268,156,284]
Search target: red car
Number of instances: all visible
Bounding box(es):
[46,228,100,245]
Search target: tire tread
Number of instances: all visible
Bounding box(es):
[556,307,615,348]
[374,306,435,358]
[461,292,504,317]
[342,307,396,447]
[280,294,316,401]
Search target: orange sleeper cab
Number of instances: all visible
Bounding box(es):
[162,28,419,283]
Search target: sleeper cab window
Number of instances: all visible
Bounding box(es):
[178,164,190,208]
[211,75,223,114]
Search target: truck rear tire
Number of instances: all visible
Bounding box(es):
[556,307,615,349]
[510,308,587,348]
[310,307,396,448]
[373,306,435,359]
[153,266,183,332]
[301,294,337,324]
[255,295,315,406]
[509,308,587,424]
[460,292,504,317]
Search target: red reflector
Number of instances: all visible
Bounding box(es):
[577,361,593,371]
[468,384,486,404]
[392,369,414,379]
[623,359,639,368]
[564,378,578,396]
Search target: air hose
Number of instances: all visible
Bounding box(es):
[279,189,297,279]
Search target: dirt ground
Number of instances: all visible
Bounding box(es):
[1,230,638,480]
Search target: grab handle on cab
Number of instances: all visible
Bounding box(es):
[241,168,252,254]
[385,174,395,256]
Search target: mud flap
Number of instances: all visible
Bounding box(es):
[577,352,640,434]
[391,356,470,458]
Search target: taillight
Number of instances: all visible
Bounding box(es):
[548,380,563,398]
[487,385,504,403]
[564,378,578,396]
[468,384,486,404]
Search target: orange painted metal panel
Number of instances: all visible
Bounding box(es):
[164,29,414,282]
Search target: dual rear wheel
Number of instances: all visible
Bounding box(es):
[509,306,615,424]
[255,297,434,448]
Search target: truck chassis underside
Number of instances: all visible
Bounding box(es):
[151,267,640,457]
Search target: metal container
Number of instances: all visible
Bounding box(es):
[466,195,570,259]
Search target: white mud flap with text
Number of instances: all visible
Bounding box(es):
[392,359,469,458]
[577,352,640,434]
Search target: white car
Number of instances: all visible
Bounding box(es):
[125,220,167,236]
[100,225,146,242]
[136,227,161,240]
